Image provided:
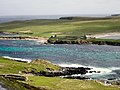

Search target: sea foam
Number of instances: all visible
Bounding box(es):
[59,63,120,76]
[2,56,32,63]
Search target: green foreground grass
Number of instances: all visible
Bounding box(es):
[0,57,60,74]
[0,17,120,38]
[0,57,120,90]
[24,76,120,90]
[0,77,27,90]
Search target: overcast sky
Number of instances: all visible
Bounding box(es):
[0,0,120,16]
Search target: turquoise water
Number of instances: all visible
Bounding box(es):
[0,40,120,67]
[0,40,120,79]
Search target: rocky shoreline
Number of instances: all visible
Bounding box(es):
[1,31,120,46]
[0,36,48,44]
[0,58,120,90]
[48,36,120,46]
[1,36,120,46]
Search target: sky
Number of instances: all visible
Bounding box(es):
[0,0,120,16]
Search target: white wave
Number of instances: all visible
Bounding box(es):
[2,56,32,63]
[59,64,86,68]
[90,66,120,75]
[59,63,120,76]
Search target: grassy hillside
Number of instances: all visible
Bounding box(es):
[24,76,120,90]
[0,58,120,90]
[0,77,27,90]
[0,17,120,37]
[0,57,60,74]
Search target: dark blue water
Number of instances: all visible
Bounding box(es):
[0,40,120,67]
[0,14,109,23]
[0,40,120,79]
[0,15,61,23]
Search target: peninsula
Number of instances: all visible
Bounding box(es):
[1,16,120,45]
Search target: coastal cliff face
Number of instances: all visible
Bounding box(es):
[89,39,120,46]
[48,36,120,46]
[48,39,90,44]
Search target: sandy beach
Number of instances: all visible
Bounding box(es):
[0,36,48,43]
[92,32,120,38]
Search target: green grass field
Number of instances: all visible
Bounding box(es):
[0,57,120,90]
[0,57,60,74]
[25,76,120,90]
[0,77,27,90]
[0,17,120,38]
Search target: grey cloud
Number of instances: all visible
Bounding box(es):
[0,0,120,15]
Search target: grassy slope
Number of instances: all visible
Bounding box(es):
[0,57,60,74]
[25,76,120,90]
[0,17,120,37]
[0,77,27,90]
[0,58,119,90]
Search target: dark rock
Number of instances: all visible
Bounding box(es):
[63,75,90,80]
[38,67,91,77]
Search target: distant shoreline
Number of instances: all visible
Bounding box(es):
[0,14,110,23]
[1,33,120,46]
[0,36,48,44]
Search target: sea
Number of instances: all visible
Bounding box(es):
[0,40,120,80]
[0,15,62,23]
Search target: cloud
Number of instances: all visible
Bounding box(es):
[0,0,120,15]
